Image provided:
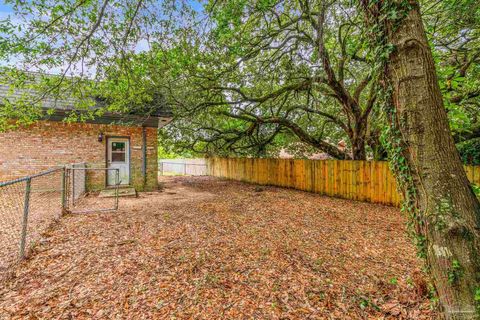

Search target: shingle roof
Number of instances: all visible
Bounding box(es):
[0,74,172,127]
[0,83,80,110]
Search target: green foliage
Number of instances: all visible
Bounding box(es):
[0,0,479,160]
[474,287,480,310]
[363,0,427,262]
[164,0,384,158]
[0,0,198,130]
[358,296,380,311]
[457,139,480,165]
[472,184,480,198]
[157,145,182,159]
[428,283,439,306]
[447,260,464,285]
[157,129,199,159]
[157,145,196,159]
[423,0,480,141]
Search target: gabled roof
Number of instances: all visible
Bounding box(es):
[0,74,173,128]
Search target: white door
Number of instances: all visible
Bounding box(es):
[107,138,130,186]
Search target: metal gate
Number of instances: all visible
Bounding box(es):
[65,164,120,214]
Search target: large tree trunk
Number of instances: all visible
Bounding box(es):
[351,134,367,160]
[366,130,388,160]
[364,1,480,318]
[351,118,368,160]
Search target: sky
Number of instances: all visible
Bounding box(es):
[0,2,12,21]
[0,1,204,16]
[0,2,19,69]
[0,0,205,75]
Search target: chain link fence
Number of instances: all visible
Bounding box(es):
[66,166,119,214]
[0,164,119,277]
[159,159,207,176]
[0,168,65,275]
[69,162,87,204]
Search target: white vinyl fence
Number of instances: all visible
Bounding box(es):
[158,159,207,176]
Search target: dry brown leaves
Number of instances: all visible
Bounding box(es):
[0,177,436,319]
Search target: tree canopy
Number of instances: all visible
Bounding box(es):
[0,0,479,160]
[2,0,480,316]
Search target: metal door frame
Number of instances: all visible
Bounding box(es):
[106,136,131,186]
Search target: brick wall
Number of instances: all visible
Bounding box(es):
[0,121,158,191]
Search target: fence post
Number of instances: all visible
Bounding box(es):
[83,163,87,195]
[61,167,66,210]
[184,163,187,175]
[114,169,119,210]
[19,177,32,260]
[72,166,76,207]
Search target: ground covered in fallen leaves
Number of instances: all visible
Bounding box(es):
[0,176,435,319]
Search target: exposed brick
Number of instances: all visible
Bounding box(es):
[0,121,158,191]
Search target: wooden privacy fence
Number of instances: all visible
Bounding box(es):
[207,158,480,207]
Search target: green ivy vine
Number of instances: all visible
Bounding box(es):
[363,1,480,313]
[362,0,433,298]
[362,0,426,258]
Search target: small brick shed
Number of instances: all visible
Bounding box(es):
[0,83,172,191]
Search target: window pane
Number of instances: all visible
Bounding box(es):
[112,152,126,162]
[112,142,125,151]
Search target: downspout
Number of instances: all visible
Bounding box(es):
[142,126,147,189]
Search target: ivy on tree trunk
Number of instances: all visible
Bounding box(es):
[362,0,480,318]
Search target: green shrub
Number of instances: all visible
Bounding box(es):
[457,138,480,165]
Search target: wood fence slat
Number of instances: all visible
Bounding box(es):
[328,160,332,195]
[475,167,480,186]
[358,161,364,202]
[352,161,359,201]
[207,158,479,207]
[317,160,323,194]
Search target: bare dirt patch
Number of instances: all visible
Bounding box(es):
[0,176,434,319]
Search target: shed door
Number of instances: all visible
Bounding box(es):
[107,138,130,186]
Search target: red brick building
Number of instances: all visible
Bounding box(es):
[0,83,171,191]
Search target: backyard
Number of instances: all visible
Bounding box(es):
[0,176,434,319]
